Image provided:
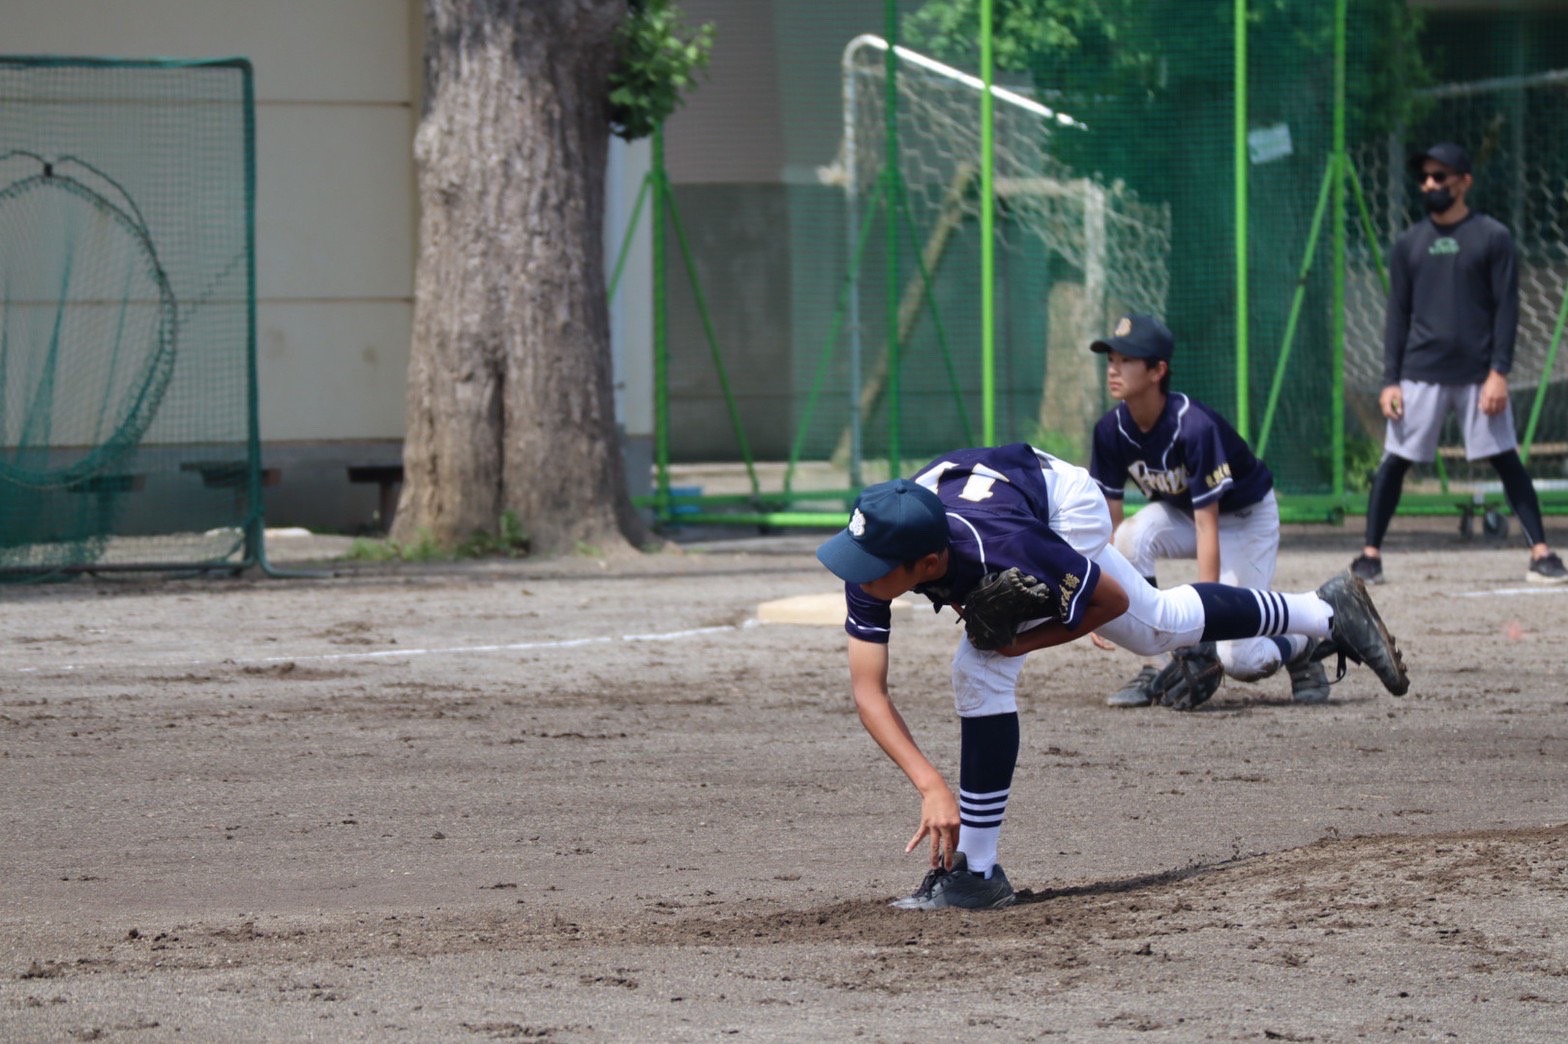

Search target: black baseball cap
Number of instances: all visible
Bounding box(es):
[1409,142,1472,175]
[1090,313,1174,363]
[816,478,950,584]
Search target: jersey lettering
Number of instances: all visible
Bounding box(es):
[959,475,998,502]
[1127,460,1190,497]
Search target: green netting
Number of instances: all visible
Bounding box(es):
[628,2,1568,526]
[0,57,260,576]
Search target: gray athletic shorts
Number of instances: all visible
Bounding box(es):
[1384,379,1516,463]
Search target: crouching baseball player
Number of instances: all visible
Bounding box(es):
[816,442,1409,910]
[1088,313,1329,709]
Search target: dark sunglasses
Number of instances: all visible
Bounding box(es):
[1419,170,1452,185]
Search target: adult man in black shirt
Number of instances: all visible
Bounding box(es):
[1351,142,1567,584]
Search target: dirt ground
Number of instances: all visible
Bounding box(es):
[3,517,1567,1042]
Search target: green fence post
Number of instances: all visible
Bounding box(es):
[1234,0,1249,438]
[884,0,901,475]
[980,0,996,444]
[1521,284,1568,464]
[652,127,670,524]
[1257,158,1336,460]
[1330,0,1348,502]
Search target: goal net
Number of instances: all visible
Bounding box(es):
[817,35,1171,466]
[0,57,261,577]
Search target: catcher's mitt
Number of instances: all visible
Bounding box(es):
[961,568,1055,651]
[1151,642,1224,710]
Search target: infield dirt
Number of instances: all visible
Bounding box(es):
[3,518,1567,1041]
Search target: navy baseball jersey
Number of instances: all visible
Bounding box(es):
[842,443,1101,645]
[1090,393,1272,515]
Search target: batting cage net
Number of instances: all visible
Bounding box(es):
[0,57,261,577]
[628,0,1568,526]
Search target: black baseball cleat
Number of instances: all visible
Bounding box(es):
[890,854,1016,910]
[1316,571,1409,696]
[1286,640,1331,703]
[1106,664,1160,707]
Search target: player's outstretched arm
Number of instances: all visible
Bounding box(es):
[1000,572,1132,657]
[846,637,960,867]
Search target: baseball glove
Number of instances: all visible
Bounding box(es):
[1150,642,1224,710]
[961,568,1055,651]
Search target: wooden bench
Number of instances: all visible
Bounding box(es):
[180,461,282,490]
[67,473,146,495]
[1437,440,1568,463]
[347,464,404,529]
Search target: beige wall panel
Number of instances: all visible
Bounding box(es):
[6,0,413,102]
[257,302,411,440]
[255,105,415,300]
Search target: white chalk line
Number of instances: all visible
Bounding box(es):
[1456,585,1568,598]
[13,622,748,675]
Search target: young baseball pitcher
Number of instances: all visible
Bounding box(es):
[816,443,1409,909]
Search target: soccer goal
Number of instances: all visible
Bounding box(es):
[815,34,1171,472]
[0,56,265,578]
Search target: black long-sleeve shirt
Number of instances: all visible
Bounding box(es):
[1382,210,1518,386]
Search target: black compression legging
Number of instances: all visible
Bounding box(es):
[1364,449,1546,549]
[1363,454,1411,549]
[1489,448,1547,547]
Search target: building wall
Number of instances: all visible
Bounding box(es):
[7,0,420,531]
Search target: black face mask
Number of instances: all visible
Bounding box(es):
[1423,187,1455,213]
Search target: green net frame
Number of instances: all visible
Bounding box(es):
[0,56,269,577]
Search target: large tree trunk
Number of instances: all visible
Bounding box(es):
[396,0,647,555]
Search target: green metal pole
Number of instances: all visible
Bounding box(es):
[788,182,886,494]
[1330,0,1348,501]
[606,175,652,302]
[1520,285,1568,464]
[1346,159,1388,294]
[1234,0,1249,437]
[884,0,901,475]
[1257,157,1335,460]
[652,127,671,523]
[665,189,762,498]
[980,0,996,444]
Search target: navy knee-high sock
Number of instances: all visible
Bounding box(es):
[956,712,1019,878]
[1192,583,1330,643]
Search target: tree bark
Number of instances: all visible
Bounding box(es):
[397,0,648,555]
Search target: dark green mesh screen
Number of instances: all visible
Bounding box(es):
[640,2,1565,522]
[0,57,259,575]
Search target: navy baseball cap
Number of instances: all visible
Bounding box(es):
[816,478,950,584]
[1090,313,1174,363]
[1409,142,1471,175]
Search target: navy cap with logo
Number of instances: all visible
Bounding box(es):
[1409,142,1471,175]
[1089,313,1174,363]
[816,478,950,584]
